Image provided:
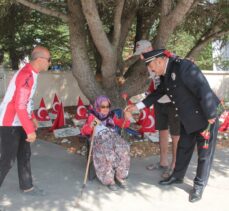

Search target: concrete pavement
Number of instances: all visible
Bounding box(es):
[0,140,229,211]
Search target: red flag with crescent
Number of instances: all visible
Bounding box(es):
[137,107,156,134]
[49,102,65,131]
[51,94,61,114]
[35,98,50,121]
[75,97,88,120]
[218,111,229,132]
[137,107,149,125]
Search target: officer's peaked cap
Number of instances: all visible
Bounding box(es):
[142,49,165,65]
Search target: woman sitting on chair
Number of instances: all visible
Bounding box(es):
[81,95,132,191]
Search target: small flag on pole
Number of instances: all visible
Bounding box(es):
[35,98,50,121]
[49,102,65,132]
[75,97,88,120]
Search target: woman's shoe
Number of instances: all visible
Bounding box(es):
[116,179,128,189]
[21,186,46,196]
[107,184,119,191]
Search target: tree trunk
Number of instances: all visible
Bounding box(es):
[121,59,149,97]
[67,0,104,103]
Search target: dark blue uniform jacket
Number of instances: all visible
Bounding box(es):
[142,58,220,134]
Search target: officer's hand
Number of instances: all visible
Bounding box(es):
[208,118,216,124]
[26,132,37,143]
[125,104,138,113]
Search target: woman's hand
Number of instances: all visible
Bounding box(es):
[208,118,216,124]
[124,110,132,120]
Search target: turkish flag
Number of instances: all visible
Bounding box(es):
[219,111,229,132]
[137,107,149,125]
[51,94,61,114]
[35,98,50,121]
[137,107,156,134]
[75,97,88,120]
[49,102,65,131]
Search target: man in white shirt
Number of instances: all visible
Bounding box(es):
[0,46,51,197]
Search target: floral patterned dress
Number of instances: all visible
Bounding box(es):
[81,112,130,185]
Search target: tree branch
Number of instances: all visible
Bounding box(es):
[168,0,195,23]
[161,0,172,16]
[187,29,229,58]
[118,5,137,74]
[16,0,69,22]
[123,56,140,78]
[81,0,113,60]
[112,0,125,48]
[154,0,195,48]
[186,0,199,16]
[121,60,149,97]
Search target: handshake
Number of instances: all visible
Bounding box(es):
[123,104,139,122]
[124,104,138,113]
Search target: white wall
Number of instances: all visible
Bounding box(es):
[2,71,89,109]
[212,40,229,71]
[1,70,229,109]
[202,71,229,100]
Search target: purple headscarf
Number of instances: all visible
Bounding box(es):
[92,95,115,128]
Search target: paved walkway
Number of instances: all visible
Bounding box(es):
[0,140,229,211]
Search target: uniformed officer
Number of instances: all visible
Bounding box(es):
[126,49,220,203]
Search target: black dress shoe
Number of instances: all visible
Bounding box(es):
[159,176,183,185]
[189,188,203,202]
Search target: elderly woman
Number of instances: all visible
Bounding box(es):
[81,95,132,191]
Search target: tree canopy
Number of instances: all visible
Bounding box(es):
[0,0,228,106]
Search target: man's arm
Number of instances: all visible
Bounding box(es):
[14,72,36,141]
[141,81,165,107]
[126,82,165,112]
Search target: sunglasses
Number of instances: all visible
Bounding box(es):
[39,57,51,62]
[100,105,110,109]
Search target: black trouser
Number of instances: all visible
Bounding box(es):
[173,119,219,188]
[0,126,33,190]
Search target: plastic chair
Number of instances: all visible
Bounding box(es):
[112,108,142,139]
